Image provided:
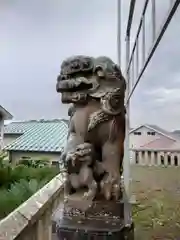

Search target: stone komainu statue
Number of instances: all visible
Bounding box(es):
[56,55,126,201]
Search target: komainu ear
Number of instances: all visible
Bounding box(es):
[94,66,105,78]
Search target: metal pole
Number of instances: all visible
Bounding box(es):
[127,0,180,103]
[136,38,139,78]
[132,54,134,88]
[123,0,136,226]
[126,0,136,37]
[142,16,146,64]
[117,0,121,66]
[123,34,131,226]
[125,35,130,196]
[127,0,149,72]
[151,0,156,42]
[123,0,136,202]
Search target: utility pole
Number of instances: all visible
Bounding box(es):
[117,0,121,67]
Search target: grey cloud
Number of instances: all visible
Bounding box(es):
[0,0,118,121]
[128,1,180,130]
[1,0,180,130]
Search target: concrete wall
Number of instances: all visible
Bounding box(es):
[9,151,60,166]
[3,134,22,147]
[130,126,167,149]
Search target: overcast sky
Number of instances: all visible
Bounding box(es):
[1,0,180,130]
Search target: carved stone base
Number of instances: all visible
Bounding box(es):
[57,224,134,240]
[55,191,134,240]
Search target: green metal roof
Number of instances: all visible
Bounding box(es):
[4,119,68,134]
[4,120,68,152]
[4,121,40,134]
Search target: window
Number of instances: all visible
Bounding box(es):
[134,132,141,135]
[135,152,139,164]
[174,156,178,166]
[147,151,151,156]
[167,155,171,165]
[147,132,155,136]
[161,155,164,165]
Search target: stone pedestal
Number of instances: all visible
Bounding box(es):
[55,192,134,240]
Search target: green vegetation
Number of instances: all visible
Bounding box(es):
[131,165,180,240]
[0,152,59,219]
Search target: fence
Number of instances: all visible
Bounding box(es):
[118,0,180,225]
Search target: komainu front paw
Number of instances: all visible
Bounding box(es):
[83,180,98,200]
[112,181,121,200]
[100,174,122,201]
[100,176,112,201]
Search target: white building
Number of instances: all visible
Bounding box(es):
[130,124,180,166]
[0,105,13,150]
[129,124,176,149]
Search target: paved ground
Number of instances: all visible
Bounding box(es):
[131,165,180,240]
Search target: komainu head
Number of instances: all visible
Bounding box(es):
[56,55,126,104]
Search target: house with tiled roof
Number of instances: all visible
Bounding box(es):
[3,119,68,165]
[130,124,180,166]
[0,105,13,150]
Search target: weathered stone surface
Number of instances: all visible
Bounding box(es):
[0,211,28,240]
[56,193,134,240]
[57,55,126,201]
[0,173,64,239]
[55,55,134,239]
[18,174,64,222]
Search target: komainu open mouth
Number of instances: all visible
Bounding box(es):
[56,76,94,93]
